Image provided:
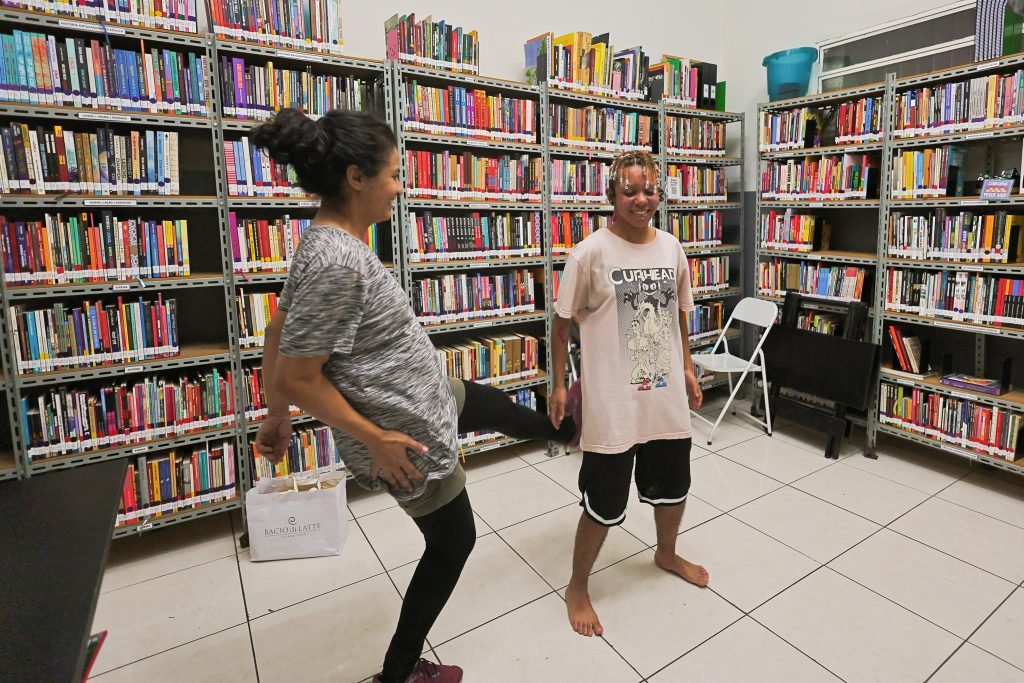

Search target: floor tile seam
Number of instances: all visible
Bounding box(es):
[744,601,853,683]
[427,590,558,651]
[101,546,240,596]
[954,586,1024,675]
[229,514,262,683]
[812,565,975,642]
[88,623,249,679]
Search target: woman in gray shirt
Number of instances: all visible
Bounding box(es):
[251,108,575,683]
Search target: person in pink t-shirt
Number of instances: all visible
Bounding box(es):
[549,150,709,638]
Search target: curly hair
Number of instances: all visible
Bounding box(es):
[251,108,396,200]
[606,150,662,203]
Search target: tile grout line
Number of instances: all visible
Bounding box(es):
[229,515,262,683]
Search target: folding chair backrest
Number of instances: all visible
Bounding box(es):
[730,297,779,329]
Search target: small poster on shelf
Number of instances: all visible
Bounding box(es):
[980,178,1015,199]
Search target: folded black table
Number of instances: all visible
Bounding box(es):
[0,459,125,682]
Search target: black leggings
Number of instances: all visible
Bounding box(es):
[380,381,572,681]
[381,488,475,682]
[457,379,575,442]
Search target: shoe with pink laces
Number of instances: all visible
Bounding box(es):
[372,659,463,683]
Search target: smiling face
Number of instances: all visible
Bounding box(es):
[360,146,403,224]
[610,162,660,232]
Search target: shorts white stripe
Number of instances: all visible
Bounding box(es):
[637,493,688,506]
[583,491,626,526]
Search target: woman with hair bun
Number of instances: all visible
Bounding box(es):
[251,108,575,683]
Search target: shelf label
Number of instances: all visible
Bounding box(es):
[278,49,325,63]
[960,264,984,272]
[895,378,915,386]
[960,199,989,206]
[937,321,990,334]
[124,365,144,374]
[84,199,138,206]
[59,19,126,34]
[78,112,133,122]
[112,283,131,291]
[294,200,318,207]
[945,390,977,401]
[807,203,824,208]
[942,444,978,459]
[132,446,150,454]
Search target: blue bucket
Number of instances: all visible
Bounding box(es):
[763,47,818,101]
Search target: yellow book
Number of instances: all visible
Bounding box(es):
[553,32,577,81]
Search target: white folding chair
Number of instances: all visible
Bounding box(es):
[691,297,779,446]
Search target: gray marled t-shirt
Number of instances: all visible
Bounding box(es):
[277,225,458,502]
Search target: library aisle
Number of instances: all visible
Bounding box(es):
[86,390,1024,683]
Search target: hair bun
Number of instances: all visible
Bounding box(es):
[251,108,320,165]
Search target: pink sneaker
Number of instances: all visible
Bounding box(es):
[566,380,583,448]
[372,659,463,683]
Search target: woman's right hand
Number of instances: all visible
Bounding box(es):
[368,430,428,492]
[549,384,567,429]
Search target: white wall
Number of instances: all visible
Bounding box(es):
[722,0,958,188]
[340,0,726,84]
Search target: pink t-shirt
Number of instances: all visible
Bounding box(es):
[555,228,696,453]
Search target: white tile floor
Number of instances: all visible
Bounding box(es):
[89,397,1024,683]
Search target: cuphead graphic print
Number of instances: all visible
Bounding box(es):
[609,267,677,392]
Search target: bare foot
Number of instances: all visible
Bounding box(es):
[565,583,603,637]
[655,551,709,587]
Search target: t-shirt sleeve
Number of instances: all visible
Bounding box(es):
[553,252,589,319]
[677,249,695,313]
[279,262,366,357]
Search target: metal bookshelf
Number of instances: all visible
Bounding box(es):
[658,102,746,377]
[757,60,1024,473]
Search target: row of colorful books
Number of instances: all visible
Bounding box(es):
[548,105,653,151]
[797,311,842,335]
[404,149,542,201]
[10,295,178,374]
[664,211,724,248]
[665,165,727,201]
[402,81,536,142]
[551,211,608,254]
[887,210,1024,262]
[759,98,882,151]
[117,440,237,527]
[893,72,1024,138]
[436,333,540,385]
[665,117,725,155]
[225,137,303,197]
[229,214,311,273]
[236,290,278,348]
[1,123,181,195]
[690,255,730,294]
[406,211,542,262]
[758,260,870,303]
[759,212,830,253]
[210,0,343,54]
[241,365,300,422]
[385,13,478,72]
[4,0,198,34]
[412,269,536,325]
[890,145,965,199]
[21,368,236,459]
[649,55,717,109]
[0,31,209,115]
[883,269,1024,327]
[219,58,379,121]
[879,382,1022,461]
[250,424,340,481]
[550,158,608,203]
[0,214,191,285]
[524,32,649,100]
[759,154,878,200]
[688,301,724,341]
